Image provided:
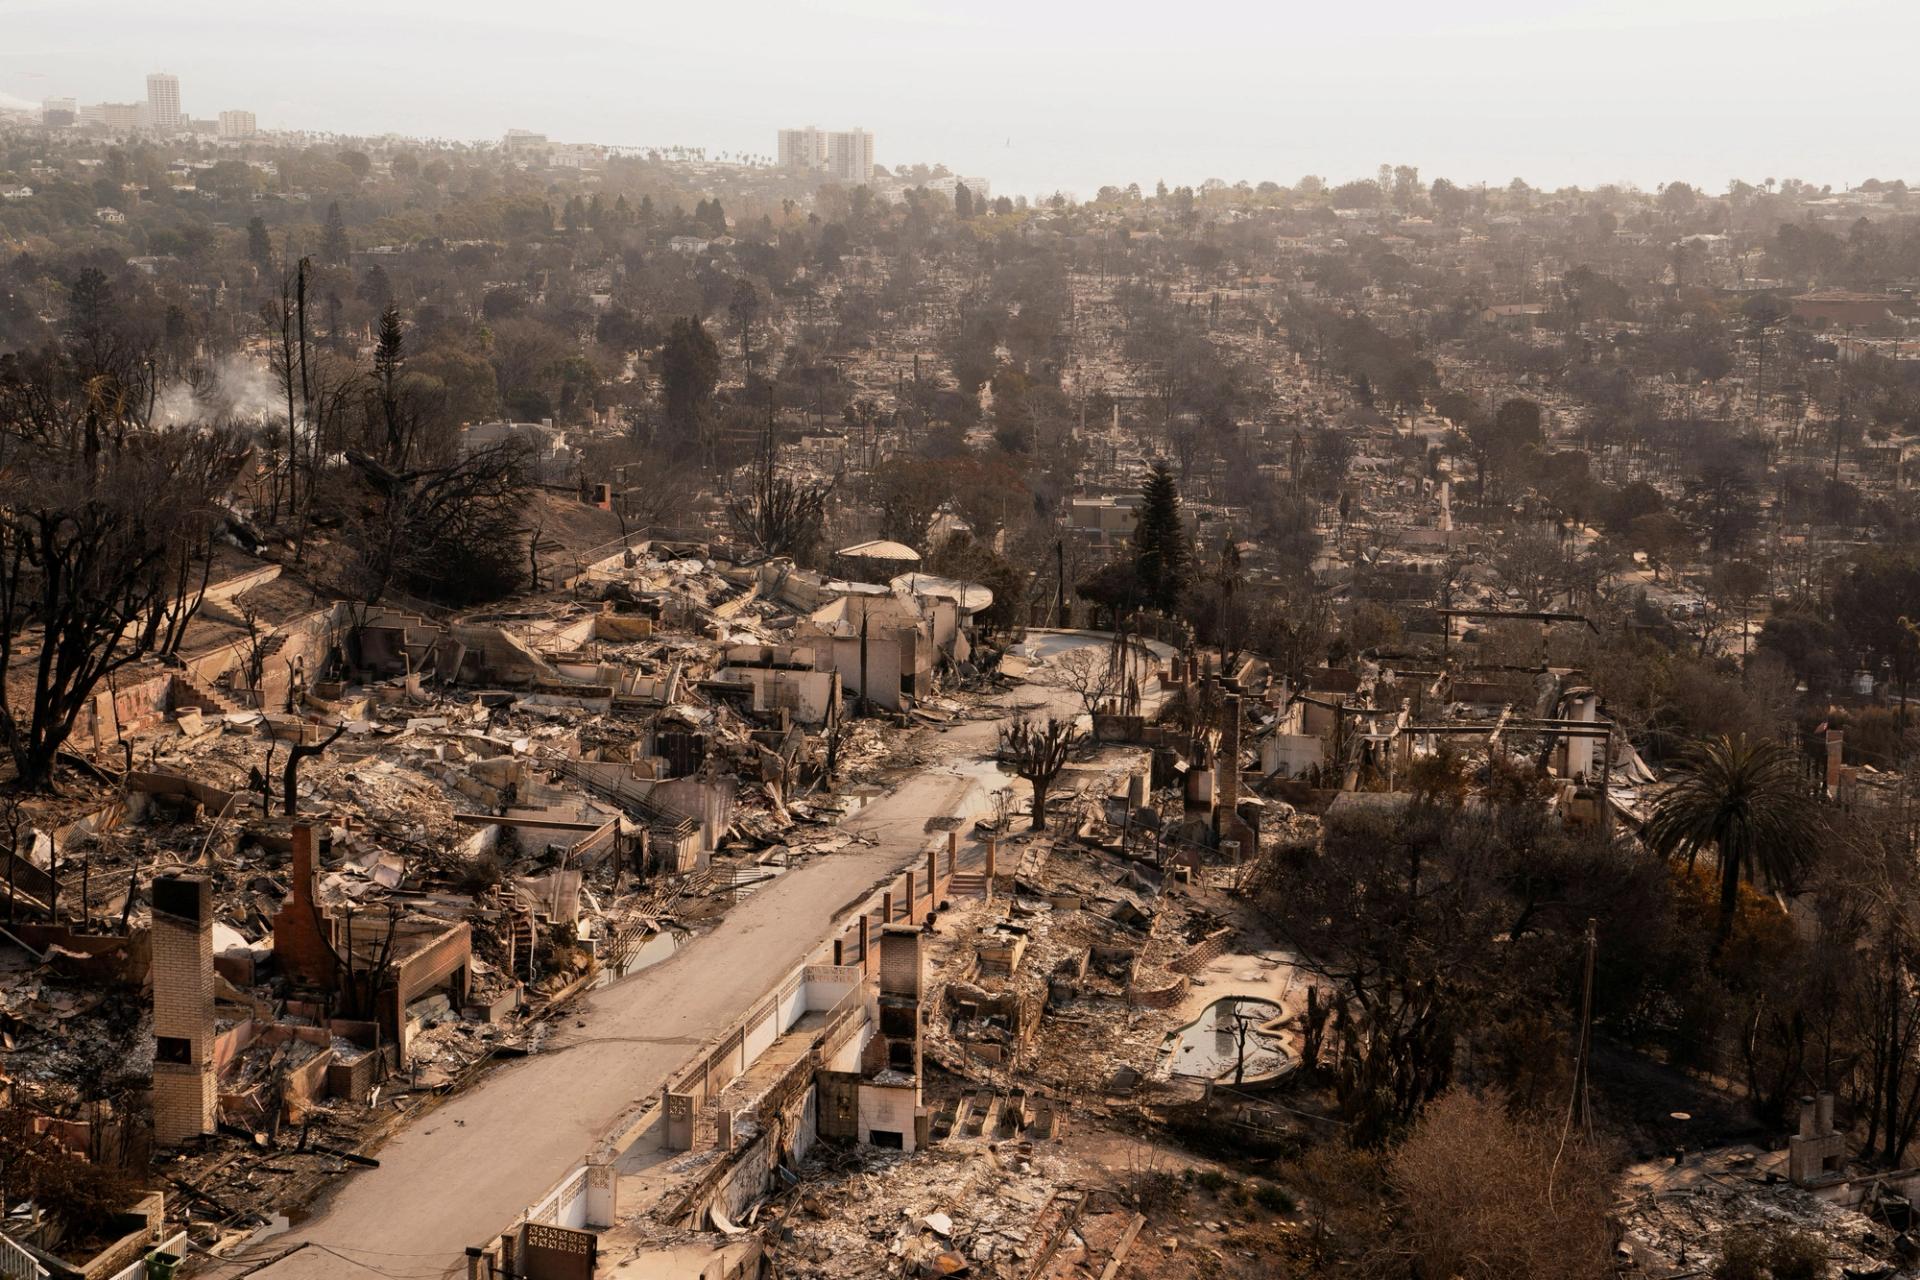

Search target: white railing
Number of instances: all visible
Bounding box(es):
[0,1229,50,1280]
[104,1233,188,1280]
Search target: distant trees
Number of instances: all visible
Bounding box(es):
[61,267,152,427]
[247,215,273,269]
[1303,426,1355,500]
[1075,561,1138,630]
[870,457,946,553]
[726,277,762,369]
[1329,179,1382,209]
[657,317,720,458]
[1491,526,1571,610]
[1132,461,1187,614]
[925,532,1026,636]
[1832,549,1920,722]
[1429,176,1469,218]
[1247,586,1334,686]
[1466,397,1543,502]
[1627,511,1691,583]
[320,200,350,265]
[1682,456,1760,555]
[341,308,532,604]
[953,182,974,219]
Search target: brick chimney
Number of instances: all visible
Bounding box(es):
[272,821,338,988]
[151,875,215,1145]
[1216,693,1241,833]
[876,924,924,1083]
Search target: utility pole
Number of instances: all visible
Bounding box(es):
[1573,918,1597,1136]
[1055,540,1066,627]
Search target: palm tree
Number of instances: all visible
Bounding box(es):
[1644,734,1816,947]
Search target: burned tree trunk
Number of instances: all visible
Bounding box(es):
[999,716,1079,832]
[282,723,347,816]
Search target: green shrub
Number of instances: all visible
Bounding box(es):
[1711,1228,1768,1280]
[1767,1230,1828,1280]
[1252,1182,1296,1213]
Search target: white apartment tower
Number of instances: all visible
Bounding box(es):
[779,125,875,185]
[218,110,257,141]
[146,72,182,134]
[827,128,874,185]
[778,126,827,171]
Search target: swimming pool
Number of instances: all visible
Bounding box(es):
[1164,996,1291,1083]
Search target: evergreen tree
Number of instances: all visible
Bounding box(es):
[1132,461,1188,615]
[319,201,350,265]
[369,304,410,463]
[247,215,273,270]
[954,182,974,219]
[357,263,392,312]
[657,316,720,456]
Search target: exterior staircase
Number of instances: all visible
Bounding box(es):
[173,670,245,716]
[506,909,537,981]
[948,872,991,898]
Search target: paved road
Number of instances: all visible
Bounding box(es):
[203,649,1098,1278]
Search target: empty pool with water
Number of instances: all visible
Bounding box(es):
[1163,996,1291,1083]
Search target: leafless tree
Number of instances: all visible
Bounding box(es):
[725,415,833,562]
[238,603,270,706]
[998,715,1080,831]
[344,440,532,604]
[1052,646,1120,719]
[282,723,348,816]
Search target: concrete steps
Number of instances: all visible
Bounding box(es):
[174,670,246,716]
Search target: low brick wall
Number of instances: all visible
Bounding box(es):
[1124,975,1190,1008]
[1170,926,1236,976]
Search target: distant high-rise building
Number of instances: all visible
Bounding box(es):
[100,102,142,133]
[41,97,76,128]
[778,126,827,171]
[218,110,256,140]
[502,129,549,159]
[827,128,874,185]
[779,125,874,185]
[146,72,182,134]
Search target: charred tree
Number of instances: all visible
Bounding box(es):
[999,716,1080,832]
[282,723,347,816]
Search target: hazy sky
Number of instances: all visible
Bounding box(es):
[3,0,1913,198]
